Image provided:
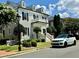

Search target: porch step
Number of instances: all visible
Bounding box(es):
[46,33,54,42]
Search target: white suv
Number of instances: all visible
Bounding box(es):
[51,34,76,47]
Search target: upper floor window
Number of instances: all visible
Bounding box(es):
[22,12,29,21]
[33,15,36,19]
[37,15,38,18]
[22,12,26,20]
[26,13,29,21]
[45,17,47,20]
[42,16,47,20]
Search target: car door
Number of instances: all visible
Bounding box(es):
[66,35,71,45]
[68,35,74,45]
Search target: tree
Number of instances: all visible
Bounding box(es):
[53,14,63,37]
[0,3,16,38]
[64,18,79,35]
[47,26,56,35]
[0,4,16,24]
[13,24,26,36]
[33,27,41,39]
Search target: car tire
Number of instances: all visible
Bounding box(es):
[64,42,67,47]
[73,40,76,45]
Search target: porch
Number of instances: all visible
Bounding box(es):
[31,21,50,42]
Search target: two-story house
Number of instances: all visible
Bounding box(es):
[4,0,51,42]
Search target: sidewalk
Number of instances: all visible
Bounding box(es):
[0,51,16,57]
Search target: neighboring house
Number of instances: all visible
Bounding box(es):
[48,16,54,27]
[48,16,64,27]
[0,0,52,42]
[0,22,17,40]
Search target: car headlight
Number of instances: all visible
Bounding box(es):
[59,40,64,42]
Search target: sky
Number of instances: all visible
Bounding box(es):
[0,0,79,18]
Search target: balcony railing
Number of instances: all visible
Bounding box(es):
[32,19,48,23]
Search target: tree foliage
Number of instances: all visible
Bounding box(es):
[13,24,26,36]
[47,26,56,34]
[0,3,16,38]
[64,18,79,23]
[33,27,41,34]
[53,14,63,37]
[64,18,79,34]
[0,3,16,25]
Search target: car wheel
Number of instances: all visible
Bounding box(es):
[73,40,76,45]
[64,42,67,47]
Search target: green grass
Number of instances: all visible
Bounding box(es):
[0,42,51,52]
[37,42,51,49]
[0,45,18,52]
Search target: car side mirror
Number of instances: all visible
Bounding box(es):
[67,36,69,38]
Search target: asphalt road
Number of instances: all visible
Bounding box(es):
[10,41,79,58]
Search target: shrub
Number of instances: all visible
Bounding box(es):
[31,39,41,42]
[37,39,41,42]
[0,39,7,45]
[22,39,37,47]
[22,40,31,47]
[41,39,45,42]
[26,39,31,42]
[31,39,37,47]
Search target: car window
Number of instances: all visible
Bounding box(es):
[57,34,68,38]
[68,35,74,37]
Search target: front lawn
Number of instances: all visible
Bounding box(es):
[0,45,33,52]
[37,42,51,49]
[0,45,18,52]
[0,42,51,52]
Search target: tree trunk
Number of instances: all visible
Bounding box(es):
[2,24,5,38]
[36,33,38,39]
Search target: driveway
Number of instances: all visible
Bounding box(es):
[9,41,79,58]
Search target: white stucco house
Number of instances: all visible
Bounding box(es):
[17,0,52,42]
[0,0,53,42]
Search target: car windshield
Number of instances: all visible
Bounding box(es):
[57,34,68,38]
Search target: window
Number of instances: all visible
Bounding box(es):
[25,28,27,35]
[3,30,5,37]
[26,13,29,21]
[22,12,29,21]
[33,15,36,19]
[0,27,2,33]
[45,17,47,20]
[42,16,44,19]
[43,29,46,35]
[37,15,38,18]
[42,16,47,20]
[25,27,29,36]
[28,28,29,36]
[9,29,10,34]
[22,12,26,20]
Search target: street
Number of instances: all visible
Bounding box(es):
[10,41,79,58]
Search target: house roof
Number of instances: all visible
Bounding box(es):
[6,1,49,16]
[17,6,49,16]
